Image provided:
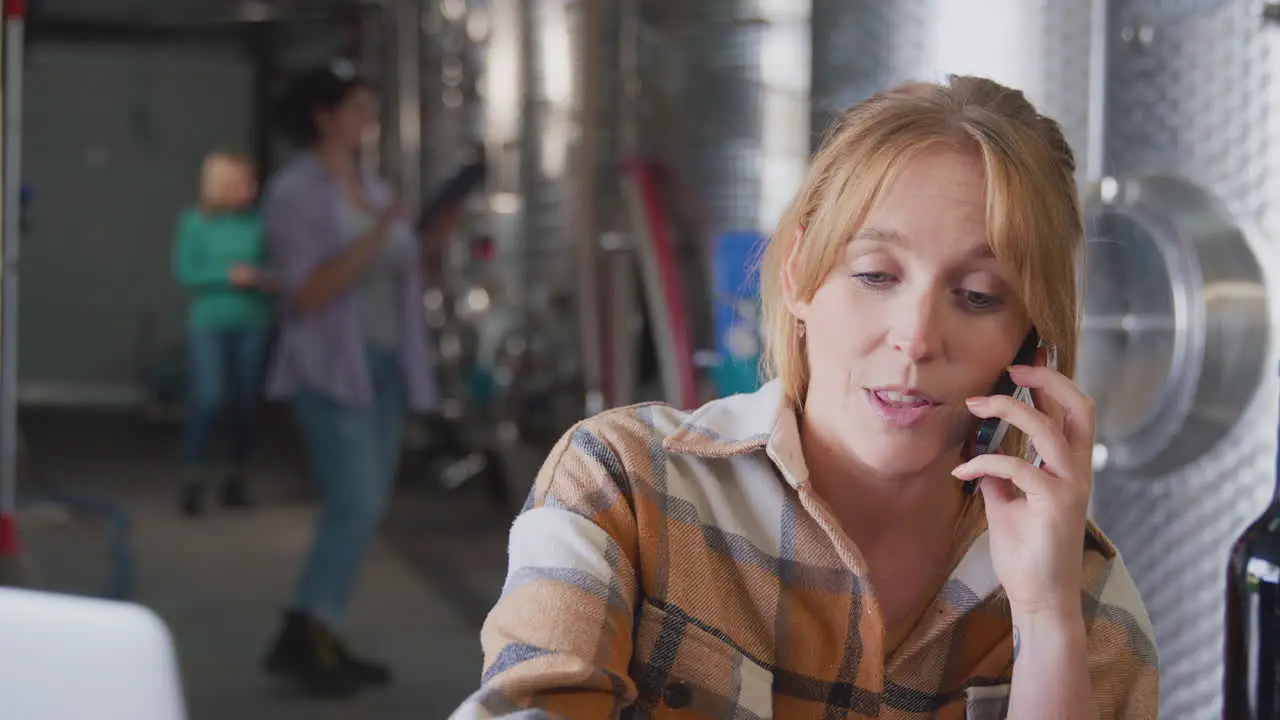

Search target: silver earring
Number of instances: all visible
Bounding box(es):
[798,321,806,337]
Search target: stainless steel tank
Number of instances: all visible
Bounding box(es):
[468,0,593,501]
[650,0,808,233]
[1084,3,1279,717]
[472,0,584,348]
[810,0,1106,185]
[420,0,486,420]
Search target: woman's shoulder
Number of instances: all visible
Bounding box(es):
[532,401,690,502]
[547,383,781,472]
[1082,522,1145,610]
[528,386,786,523]
[1081,520,1158,652]
[178,206,205,225]
[264,154,326,202]
[1077,521,1160,711]
[562,400,693,459]
[177,206,218,237]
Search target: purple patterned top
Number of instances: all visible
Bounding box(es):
[263,153,438,411]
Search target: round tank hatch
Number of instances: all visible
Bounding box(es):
[1078,173,1269,477]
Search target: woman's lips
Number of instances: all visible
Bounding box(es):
[865,388,940,428]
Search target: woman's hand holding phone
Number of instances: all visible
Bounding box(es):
[950,348,1095,623]
[228,263,262,288]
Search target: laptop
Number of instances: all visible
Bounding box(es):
[0,586,188,720]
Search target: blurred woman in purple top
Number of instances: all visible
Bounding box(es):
[259,60,451,698]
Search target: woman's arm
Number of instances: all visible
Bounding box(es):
[172,212,230,291]
[958,364,1158,718]
[292,210,396,313]
[265,182,398,315]
[451,421,642,719]
[1007,553,1160,720]
[1007,605,1094,719]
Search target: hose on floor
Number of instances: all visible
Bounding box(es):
[15,429,134,601]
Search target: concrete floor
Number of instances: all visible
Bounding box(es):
[14,408,513,719]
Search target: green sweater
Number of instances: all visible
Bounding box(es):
[172,207,273,330]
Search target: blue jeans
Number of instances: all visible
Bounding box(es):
[181,328,271,474]
[289,344,406,626]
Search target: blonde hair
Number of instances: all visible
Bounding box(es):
[761,75,1082,449]
[199,152,256,212]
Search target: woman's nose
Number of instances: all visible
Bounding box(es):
[888,301,943,362]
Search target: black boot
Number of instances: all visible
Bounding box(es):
[264,611,360,698]
[179,478,205,517]
[333,637,393,687]
[219,476,253,509]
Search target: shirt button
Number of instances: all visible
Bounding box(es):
[662,681,692,709]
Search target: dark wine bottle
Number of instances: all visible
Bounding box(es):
[1223,372,1280,718]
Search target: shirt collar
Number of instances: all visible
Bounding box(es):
[663,379,810,488]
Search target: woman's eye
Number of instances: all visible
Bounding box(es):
[852,271,894,287]
[960,289,1002,310]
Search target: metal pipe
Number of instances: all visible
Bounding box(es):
[391,0,421,205]
[618,0,640,159]
[600,0,644,409]
[481,0,526,320]
[248,22,278,179]
[1084,0,1108,187]
[1082,0,1108,525]
[357,3,386,175]
[0,0,25,559]
[573,0,605,415]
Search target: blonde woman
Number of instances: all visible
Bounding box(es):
[453,76,1159,719]
[172,152,273,516]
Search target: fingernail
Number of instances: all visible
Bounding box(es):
[1008,364,1029,375]
[965,397,986,407]
[951,463,972,478]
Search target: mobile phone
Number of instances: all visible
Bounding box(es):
[966,329,1042,461]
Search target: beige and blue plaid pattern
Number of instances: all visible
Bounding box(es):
[451,380,1159,719]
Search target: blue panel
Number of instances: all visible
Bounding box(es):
[710,231,767,397]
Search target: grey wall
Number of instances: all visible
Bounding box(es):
[19,41,255,404]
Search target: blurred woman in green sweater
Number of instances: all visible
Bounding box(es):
[173,152,274,516]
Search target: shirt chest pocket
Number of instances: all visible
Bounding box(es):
[630,602,774,719]
[963,683,1011,720]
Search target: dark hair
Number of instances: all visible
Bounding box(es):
[276,60,366,146]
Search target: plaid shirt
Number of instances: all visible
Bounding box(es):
[451,380,1159,719]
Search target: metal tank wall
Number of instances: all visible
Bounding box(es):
[476,0,527,317]
[422,0,482,191]
[522,0,586,385]
[472,0,597,450]
[1092,3,1280,717]
[810,0,1106,186]
[421,0,486,420]
[667,0,812,234]
[585,0,809,410]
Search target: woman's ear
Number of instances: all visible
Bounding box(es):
[782,225,809,323]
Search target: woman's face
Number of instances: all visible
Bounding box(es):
[789,146,1033,478]
[229,163,258,207]
[315,86,378,151]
